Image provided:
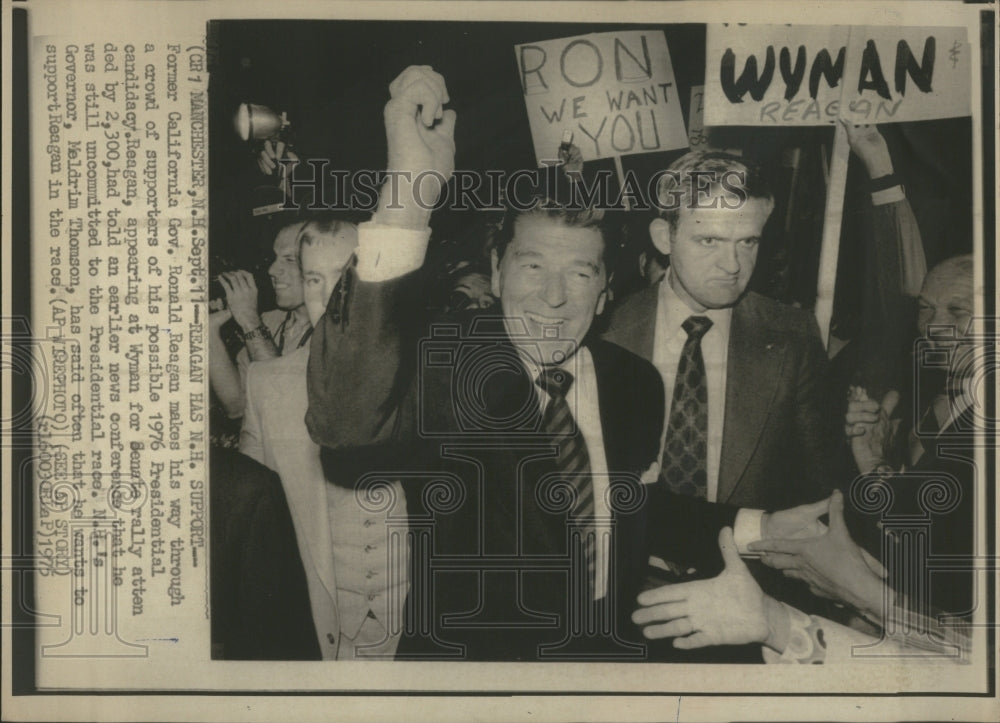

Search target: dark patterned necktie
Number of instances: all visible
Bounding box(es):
[536,367,596,591]
[662,316,713,499]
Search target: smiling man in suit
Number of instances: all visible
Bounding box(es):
[304,66,832,662]
[604,151,839,512]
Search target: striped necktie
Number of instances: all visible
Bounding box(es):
[536,367,596,592]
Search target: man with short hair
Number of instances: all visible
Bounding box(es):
[604,150,839,511]
[749,254,980,647]
[241,216,410,660]
[306,66,829,661]
[209,219,314,420]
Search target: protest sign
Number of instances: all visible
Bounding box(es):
[704,24,971,127]
[839,25,971,124]
[702,23,973,347]
[704,24,851,127]
[688,84,708,150]
[515,30,688,165]
[687,84,740,154]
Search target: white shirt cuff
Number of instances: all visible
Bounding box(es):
[733,508,765,555]
[871,186,905,206]
[762,603,827,664]
[355,220,431,282]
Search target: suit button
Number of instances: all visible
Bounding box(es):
[368,593,377,602]
[365,544,376,553]
[327,633,336,644]
[363,519,374,528]
[366,570,376,579]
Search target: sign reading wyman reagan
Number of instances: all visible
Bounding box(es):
[515,30,688,164]
[704,24,971,126]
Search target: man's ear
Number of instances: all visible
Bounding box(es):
[490,248,502,298]
[595,288,608,317]
[649,218,672,257]
[595,269,613,316]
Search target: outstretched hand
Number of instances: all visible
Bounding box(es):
[632,527,785,650]
[761,495,830,542]
[749,489,887,618]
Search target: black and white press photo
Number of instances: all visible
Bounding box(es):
[3,1,996,721]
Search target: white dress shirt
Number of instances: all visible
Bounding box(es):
[652,271,732,502]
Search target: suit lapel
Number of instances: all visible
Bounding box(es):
[605,285,658,361]
[477,330,563,552]
[590,341,648,583]
[717,297,784,503]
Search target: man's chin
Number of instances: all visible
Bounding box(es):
[700,292,742,310]
[537,340,580,366]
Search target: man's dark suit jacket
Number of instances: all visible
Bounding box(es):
[306,270,740,661]
[845,396,978,619]
[602,284,845,643]
[602,284,840,510]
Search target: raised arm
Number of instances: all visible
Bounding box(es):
[305,66,456,454]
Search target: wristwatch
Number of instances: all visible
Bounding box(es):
[243,324,273,343]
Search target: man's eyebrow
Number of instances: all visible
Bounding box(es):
[512,249,543,258]
[570,259,601,273]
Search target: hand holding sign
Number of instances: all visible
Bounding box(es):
[840,119,894,178]
[703,23,970,348]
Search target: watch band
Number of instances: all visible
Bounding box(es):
[868,173,901,193]
[243,324,273,343]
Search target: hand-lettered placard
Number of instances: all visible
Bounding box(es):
[515,30,688,163]
[839,26,970,124]
[704,24,970,126]
[704,24,851,126]
[688,85,708,150]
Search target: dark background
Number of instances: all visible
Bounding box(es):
[207,20,973,330]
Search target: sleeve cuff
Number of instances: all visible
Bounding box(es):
[762,604,828,664]
[871,186,905,206]
[355,220,431,282]
[733,508,765,555]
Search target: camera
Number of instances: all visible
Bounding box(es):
[208,254,274,312]
[912,318,997,436]
[417,316,580,437]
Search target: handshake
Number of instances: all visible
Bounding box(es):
[633,490,887,655]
